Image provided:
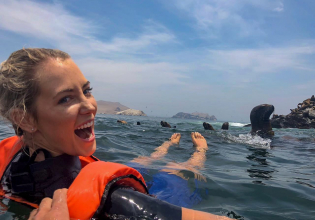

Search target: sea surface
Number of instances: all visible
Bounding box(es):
[0,114,315,220]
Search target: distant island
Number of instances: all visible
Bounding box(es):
[97,101,147,116]
[172,112,217,121]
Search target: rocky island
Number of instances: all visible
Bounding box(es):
[116,109,147,116]
[172,112,217,121]
[271,95,315,129]
[97,101,147,116]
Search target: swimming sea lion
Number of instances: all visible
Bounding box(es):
[137,122,141,125]
[203,122,214,130]
[221,122,229,130]
[250,104,275,137]
[160,121,171,128]
[117,120,127,124]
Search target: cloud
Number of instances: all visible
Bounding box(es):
[206,45,315,75]
[0,0,175,55]
[0,0,93,41]
[273,2,284,12]
[77,58,188,86]
[172,0,284,36]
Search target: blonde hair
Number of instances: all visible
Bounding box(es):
[0,48,70,138]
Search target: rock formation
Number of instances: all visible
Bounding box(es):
[116,109,147,116]
[271,95,315,129]
[250,104,274,137]
[221,122,229,130]
[203,122,214,130]
[97,101,129,114]
[172,112,217,121]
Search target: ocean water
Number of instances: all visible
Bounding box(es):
[0,114,315,220]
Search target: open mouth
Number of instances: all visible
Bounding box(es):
[75,121,94,140]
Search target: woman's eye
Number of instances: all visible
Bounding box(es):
[83,87,93,96]
[58,97,71,104]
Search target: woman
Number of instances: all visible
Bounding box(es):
[0,48,231,219]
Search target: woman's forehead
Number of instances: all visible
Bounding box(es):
[37,59,88,94]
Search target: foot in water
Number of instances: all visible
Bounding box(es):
[170,133,181,145]
[191,132,208,151]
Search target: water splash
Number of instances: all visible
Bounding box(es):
[224,133,272,149]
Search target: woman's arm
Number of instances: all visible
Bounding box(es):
[182,207,232,220]
[29,187,232,220]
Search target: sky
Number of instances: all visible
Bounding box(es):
[0,0,314,122]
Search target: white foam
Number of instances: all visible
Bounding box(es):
[225,133,271,149]
[230,122,248,127]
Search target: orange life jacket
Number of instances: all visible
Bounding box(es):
[0,136,148,219]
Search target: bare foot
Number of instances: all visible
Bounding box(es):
[170,133,181,144]
[191,132,208,150]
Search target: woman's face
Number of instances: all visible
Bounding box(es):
[33,58,97,157]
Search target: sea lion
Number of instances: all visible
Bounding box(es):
[203,122,214,130]
[221,122,229,130]
[160,121,171,128]
[250,104,275,137]
[117,120,127,124]
[137,122,141,125]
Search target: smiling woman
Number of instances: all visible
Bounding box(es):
[0,48,231,220]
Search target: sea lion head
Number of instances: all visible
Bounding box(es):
[250,104,275,137]
[203,122,215,130]
[221,122,229,130]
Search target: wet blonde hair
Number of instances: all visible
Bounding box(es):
[0,48,70,139]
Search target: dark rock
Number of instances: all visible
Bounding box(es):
[203,122,214,130]
[221,122,229,130]
[161,121,171,128]
[137,122,141,125]
[172,112,217,121]
[309,109,315,119]
[270,95,315,129]
[303,111,309,118]
[250,104,274,137]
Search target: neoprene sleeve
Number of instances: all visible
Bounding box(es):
[103,187,182,220]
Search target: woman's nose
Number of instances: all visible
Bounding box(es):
[79,99,96,115]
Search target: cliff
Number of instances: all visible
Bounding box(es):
[172,112,217,121]
[116,109,147,116]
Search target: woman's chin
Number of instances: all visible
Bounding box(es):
[80,141,96,157]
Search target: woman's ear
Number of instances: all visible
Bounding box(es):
[10,109,37,133]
